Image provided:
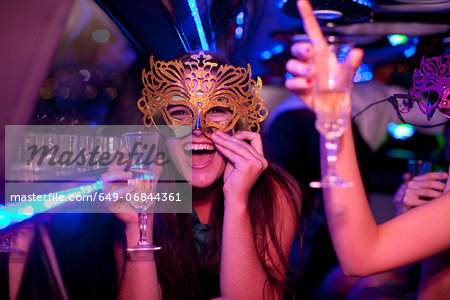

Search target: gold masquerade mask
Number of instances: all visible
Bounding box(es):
[137,51,268,137]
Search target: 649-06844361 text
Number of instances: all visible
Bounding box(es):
[8,192,182,203]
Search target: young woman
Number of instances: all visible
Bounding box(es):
[102,51,302,300]
[286,0,450,285]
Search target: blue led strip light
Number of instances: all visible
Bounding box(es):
[1,180,104,229]
[187,0,210,51]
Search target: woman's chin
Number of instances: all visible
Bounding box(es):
[189,177,218,189]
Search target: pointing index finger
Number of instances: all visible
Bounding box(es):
[296,0,327,48]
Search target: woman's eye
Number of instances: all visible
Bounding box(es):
[206,107,232,122]
[168,106,192,120]
[210,107,227,114]
[170,110,187,115]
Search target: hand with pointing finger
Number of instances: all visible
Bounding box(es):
[285,0,364,110]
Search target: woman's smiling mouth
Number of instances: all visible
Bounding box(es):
[183,143,216,168]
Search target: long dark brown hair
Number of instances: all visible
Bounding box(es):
[149,51,303,299]
[153,162,302,300]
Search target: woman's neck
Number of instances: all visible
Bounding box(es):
[192,185,217,225]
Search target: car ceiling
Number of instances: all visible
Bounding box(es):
[92,0,450,81]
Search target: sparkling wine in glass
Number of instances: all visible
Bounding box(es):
[310,36,355,188]
[122,131,161,251]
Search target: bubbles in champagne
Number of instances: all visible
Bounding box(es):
[314,90,350,139]
[315,117,348,139]
[128,169,156,212]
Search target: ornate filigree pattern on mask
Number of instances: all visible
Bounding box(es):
[137,51,268,136]
[411,55,450,119]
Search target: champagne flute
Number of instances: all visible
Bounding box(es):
[121,131,161,251]
[310,36,355,188]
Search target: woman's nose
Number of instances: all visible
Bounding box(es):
[192,129,203,136]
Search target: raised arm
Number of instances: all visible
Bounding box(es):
[212,131,298,299]
[290,0,450,277]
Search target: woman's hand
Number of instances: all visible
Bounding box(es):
[285,41,314,108]
[393,171,448,215]
[285,0,363,110]
[101,165,138,226]
[211,130,268,202]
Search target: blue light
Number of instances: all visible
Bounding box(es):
[404,45,417,58]
[235,26,243,39]
[353,73,362,83]
[359,64,368,72]
[353,64,373,83]
[187,0,210,51]
[362,72,373,81]
[236,11,244,25]
[278,0,288,8]
[0,205,11,228]
[271,45,284,55]
[387,122,415,140]
[4,180,104,228]
[352,0,373,8]
[337,45,352,63]
[388,35,408,47]
[260,51,272,60]
[285,72,294,79]
[18,206,34,216]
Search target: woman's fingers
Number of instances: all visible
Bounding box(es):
[214,131,265,161]
[212,132,253,158]
[402,197,430,207]
[408,173,448,191]
[402,173,447,205]
[101,170,133,193]
[213,143,248,165]
[232,131,269,169]
[101,170,133,182]
[285,58,313,78]
[415,171,448,181]
[232,131,264,155]
[291,42,314,60]
[405,187,443,200]
[284,78,313,102]
[211,131,267,169]
[111,185,136,198]
[296,0,326,47]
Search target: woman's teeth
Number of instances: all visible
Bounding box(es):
[184,143,215,165]
[184,143,215,151]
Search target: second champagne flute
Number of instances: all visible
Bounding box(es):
[310,36,355,188]
[121,131,161,251]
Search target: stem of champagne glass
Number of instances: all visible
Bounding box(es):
[137,212,149,245]
[325,137,339,178]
